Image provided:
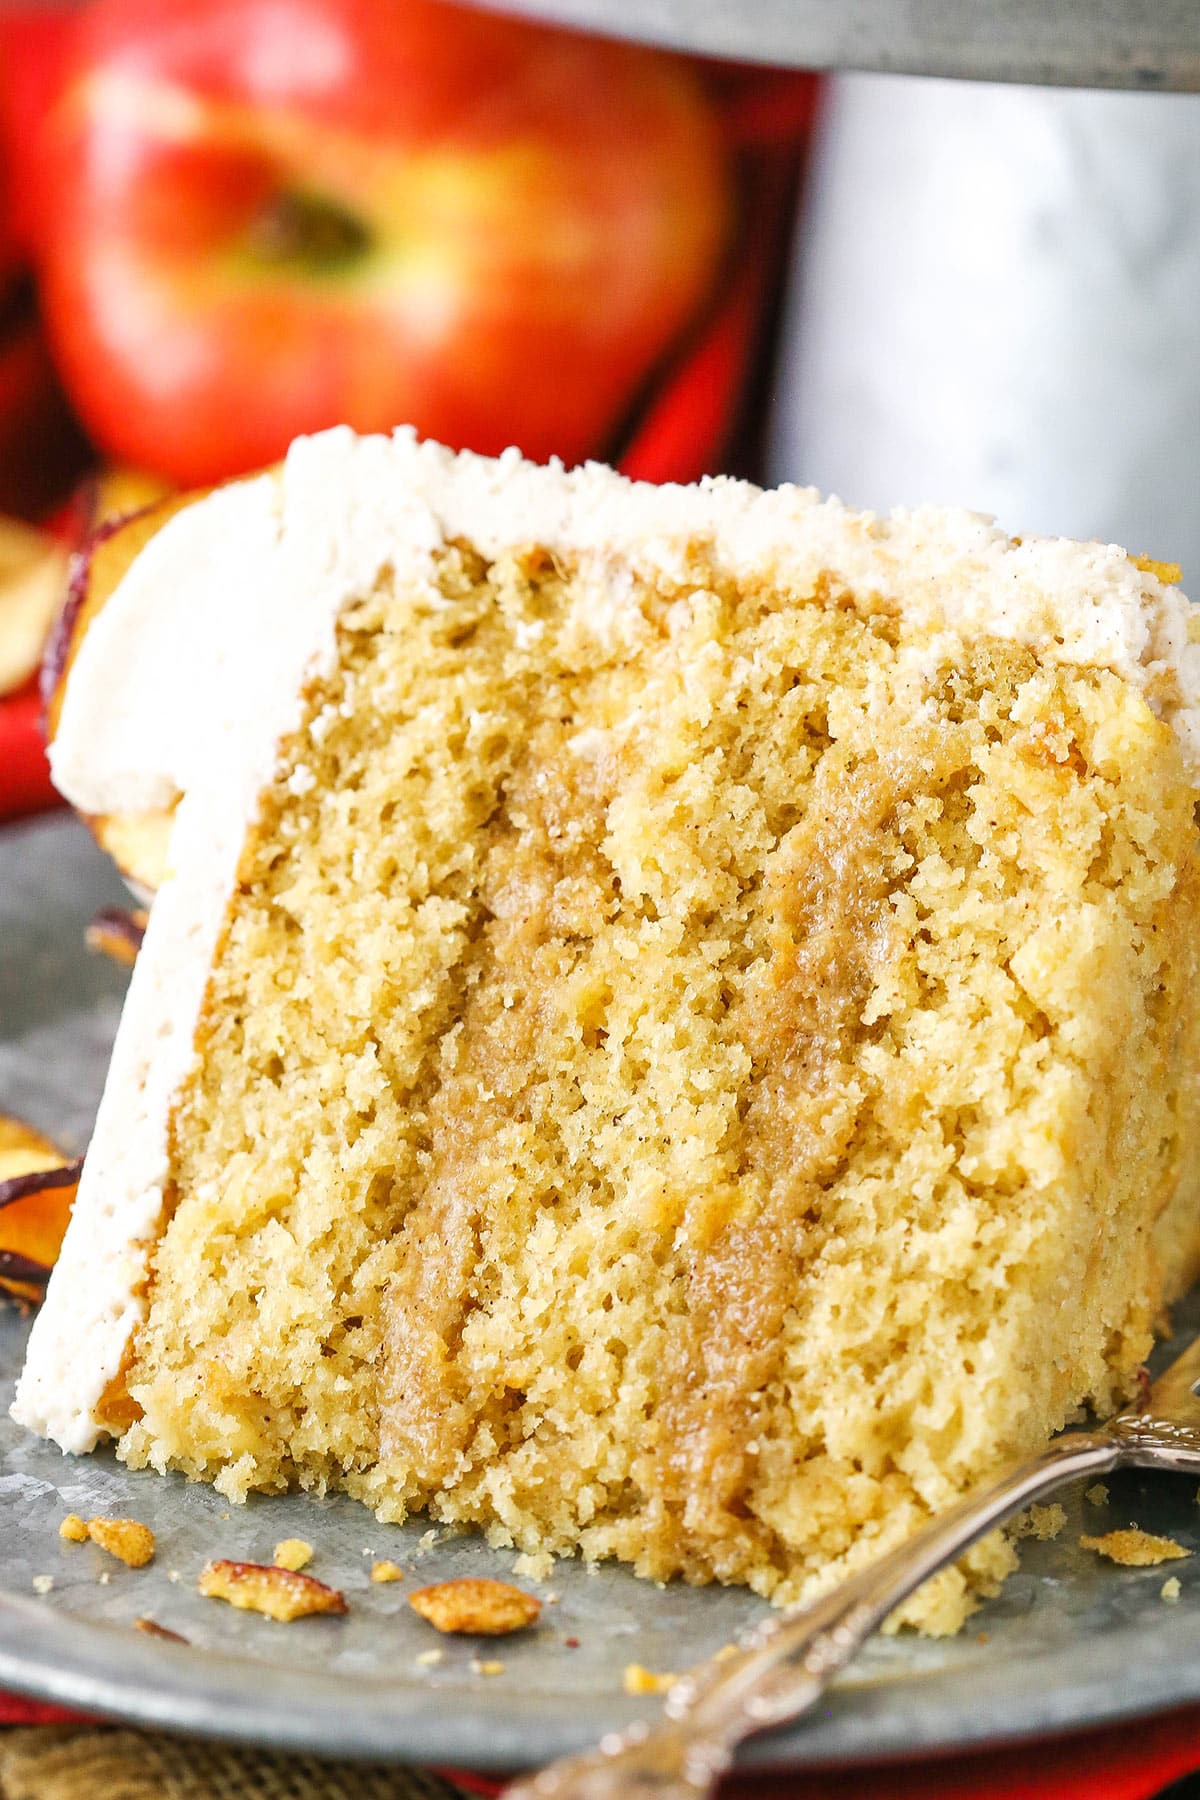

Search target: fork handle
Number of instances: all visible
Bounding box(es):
[506,1429,1122,1799]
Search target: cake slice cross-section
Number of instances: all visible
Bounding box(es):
[15,427,1200,1634]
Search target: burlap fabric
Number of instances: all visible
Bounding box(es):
[0,1728,472,1800]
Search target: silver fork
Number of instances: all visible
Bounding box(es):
[504,1334,1200,1799]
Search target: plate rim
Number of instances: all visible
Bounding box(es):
[5,1575,1200,1772]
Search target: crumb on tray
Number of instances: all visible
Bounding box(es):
[85,1518,156,1568]
[272,1538,313,1572]
[1080,1529,1189,1567]
[1013,1503,1067,1541]
[623,1663,678,1696]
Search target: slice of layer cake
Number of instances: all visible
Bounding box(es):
[15,428,1200,1633]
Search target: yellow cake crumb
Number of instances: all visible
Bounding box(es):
[624,1664,678,1696]
[1080,1529,1189,1567]
[1162,1576,1182,1602]
[471,1659,505,1676]
[370,1560,405,1584]
[1084,1484,1109,1507]
[31,1575,54,1595]
[58,1514,88,1543]
[272,1538,313,1572]
[1013,1503,1067,1541]
[86,1518,155,1568]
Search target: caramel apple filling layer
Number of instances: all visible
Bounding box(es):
[113,541,1200,1634]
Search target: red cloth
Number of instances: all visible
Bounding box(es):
[445,1706,1200,1797]
[3,1693,1197,1795]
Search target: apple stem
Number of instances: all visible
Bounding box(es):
[247,192,371,271]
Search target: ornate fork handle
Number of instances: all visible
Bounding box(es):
[504,1428,1128,1799]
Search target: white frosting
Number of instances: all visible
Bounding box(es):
[14,425,1200,1453]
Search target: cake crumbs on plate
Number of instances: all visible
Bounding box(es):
[59,1512,155,1566]
[471,1658,505,1676]
[416,1648,444,1667]
[1013,1503,1067,1541]
[1080,1529,1190,1567]
[31,1575,53,1595]
[272,1538,313,1572]
[85,1518,155,1568]
[1162,1577,1183,1602]
[623,1664,677,1696]
[1085,1484,1109,1506]
[370,1560,405,1584]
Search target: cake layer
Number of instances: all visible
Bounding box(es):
[16,429,1200,1634]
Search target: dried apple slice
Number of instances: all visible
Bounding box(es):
[198,1560,347,1622]
[0,517,69,699]
[94,467,175,528]
[86,813,172,901]
[135,1618,189,1644]
[408,1577,541,1635]
[0,1115,81,1308]
[43,489,199,897]
[86,907,149,967]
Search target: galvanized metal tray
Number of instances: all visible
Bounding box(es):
[5,810,1200,1774]
[476,0,1200,91]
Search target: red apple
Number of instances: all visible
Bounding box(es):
[34,0,730,486]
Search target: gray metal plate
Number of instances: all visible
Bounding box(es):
[5,810,1200,1774]
[473,0,1200,91]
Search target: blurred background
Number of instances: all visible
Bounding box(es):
[0,0,1197,816]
